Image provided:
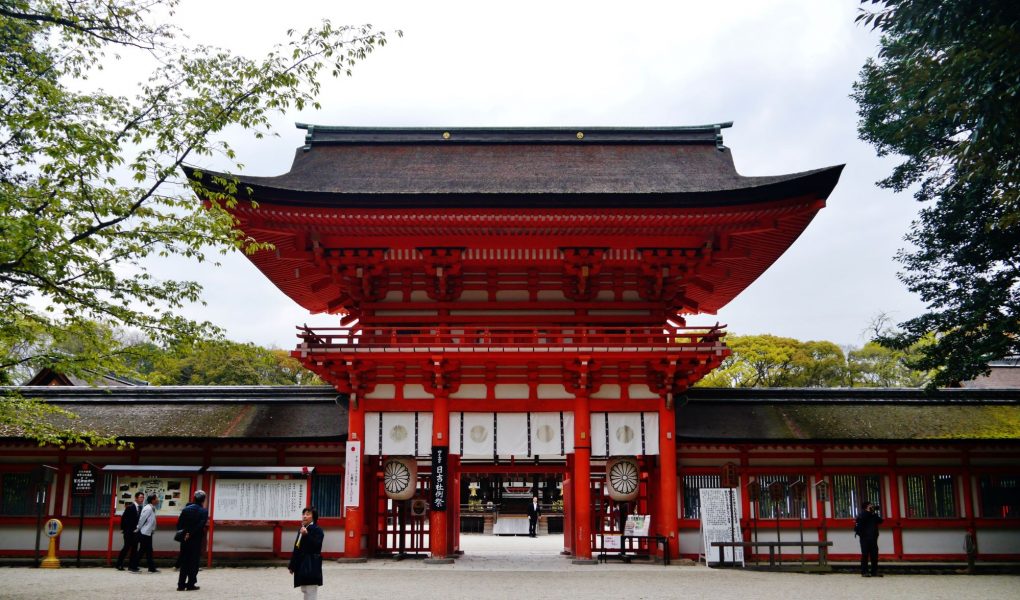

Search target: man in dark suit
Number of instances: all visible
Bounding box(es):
[115,492,144,571]
[175,490,208,592]
[527,495,541,537]
[855,501,884,577]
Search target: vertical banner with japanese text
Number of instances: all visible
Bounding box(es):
[431,446,448,511]
[344,441,361,509]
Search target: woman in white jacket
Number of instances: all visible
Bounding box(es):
[130,494,160,573]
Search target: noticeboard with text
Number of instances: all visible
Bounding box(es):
[72,465,95,496]
[431,446,447,511]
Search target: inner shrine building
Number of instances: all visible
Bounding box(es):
[186,123,843,561]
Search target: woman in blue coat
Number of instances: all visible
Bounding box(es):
[288,506,324,599]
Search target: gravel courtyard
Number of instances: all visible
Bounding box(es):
[2,536,1017,600]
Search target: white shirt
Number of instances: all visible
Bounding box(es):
[137,504,157,536]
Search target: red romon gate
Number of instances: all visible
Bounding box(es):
[191,124,840,561]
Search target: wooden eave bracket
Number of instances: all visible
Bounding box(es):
[560,247,608,301]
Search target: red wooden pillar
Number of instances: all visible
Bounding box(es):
[572,390,593,561]
[343,394,366,559]
[658,395,679,558]
[429,391,451,561]
[449,453,461,555]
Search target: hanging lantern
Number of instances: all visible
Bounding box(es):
[382,456,417,500]
[606,456,640,501]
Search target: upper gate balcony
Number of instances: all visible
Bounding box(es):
[292,324,730,394]
[296,324,725,356]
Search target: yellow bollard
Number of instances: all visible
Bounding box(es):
[40,518,62,569]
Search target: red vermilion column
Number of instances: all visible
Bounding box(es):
[344,394,366,559]
[429,391,450,560]
[572,389,593,561]
[659,394,680,559]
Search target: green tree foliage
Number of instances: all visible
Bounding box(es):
[145,339,323,386]
[847,341,929,388]
[0,0,397,444]
[852,1,1020,386]
[697,333,930,388]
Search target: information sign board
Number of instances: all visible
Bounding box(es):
[699,487,744,566]
[72,465,95,496]
[344,440,361,509]
[212,479,307,521]
[624,514,651,536]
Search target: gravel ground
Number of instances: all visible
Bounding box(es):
[2,536,1017,600]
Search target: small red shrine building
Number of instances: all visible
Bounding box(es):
[184,123,842,562]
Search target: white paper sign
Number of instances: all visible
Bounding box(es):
[213,479,306,521]
[699,488,744,566]
[344,440,362,509]
[624,514,651,537]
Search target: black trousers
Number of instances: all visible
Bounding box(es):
[177,539,202,589]
[528,516,538,536]
[116,531,137,568]
[859,536,879,575]
[131,534,156,571]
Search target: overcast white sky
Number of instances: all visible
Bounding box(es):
[147,0,926,349]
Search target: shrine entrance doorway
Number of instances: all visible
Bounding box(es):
[459,465,568,539]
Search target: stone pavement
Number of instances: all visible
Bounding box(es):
[1,535,1017,599]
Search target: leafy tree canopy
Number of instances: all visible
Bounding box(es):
[0,0,397,444]
[852,0,1020,386]
[696,333,930,388]
[145,339,323,386]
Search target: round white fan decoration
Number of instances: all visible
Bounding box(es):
[383,456,417,500]
[606,456,640,501]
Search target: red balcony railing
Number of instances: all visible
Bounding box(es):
[295,325,726,354]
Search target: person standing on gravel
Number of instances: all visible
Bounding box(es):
[175,490,209,591]
[116,492,144,571]
[855,501,884,577]
[288,506,324,600]
[131,494,160,573]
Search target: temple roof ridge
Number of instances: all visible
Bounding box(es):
[295,122,735,148]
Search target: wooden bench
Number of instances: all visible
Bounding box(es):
[710,541,833,569]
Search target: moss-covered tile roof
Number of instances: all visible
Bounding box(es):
[3,385,1018,443]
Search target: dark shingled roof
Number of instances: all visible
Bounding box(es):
[4,386,1017,444]
[1,386,345,441]
[184,124,843,208]
[680,388,1020,442]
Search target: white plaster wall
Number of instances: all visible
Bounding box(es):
[901,529,967,554]
[590,384,621,399]
[0,525,41,549]
[403,385,432,399]
[679,530,704,556]
[975,528,1020,554]
[493,384,529,399]
[536,290,567,301]
[211,527,274,553]
[324,528,344,554]
[450,384,486,399]
[828,530,860,555]
[365,384,396,399]
[628,384,659,399]
[57,525,109,551]
[536,384,572,399]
